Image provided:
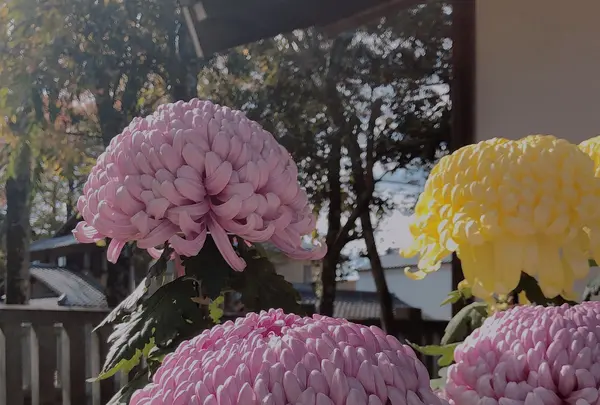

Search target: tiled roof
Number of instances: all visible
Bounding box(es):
[292,283,412,321]
[30,234,79,252]
[30,264,107,308]
[355,248,452,271]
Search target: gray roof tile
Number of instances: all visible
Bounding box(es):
[292,283,412,321]
[30,234,80,252]
[30,264,107,308]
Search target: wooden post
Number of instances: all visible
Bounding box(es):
[450,0,476,315]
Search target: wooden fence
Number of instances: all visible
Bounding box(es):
[0,305,448,405]
[0,305,118,405]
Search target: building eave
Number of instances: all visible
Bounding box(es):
[181,0,427,58]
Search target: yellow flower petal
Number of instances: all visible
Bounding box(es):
[405,135,600,298]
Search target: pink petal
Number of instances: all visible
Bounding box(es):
[107,239,126,263]
[207,217,246,271]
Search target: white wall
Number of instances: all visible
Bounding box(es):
[474,0,600,302]
[356,263,452,321]
[355,264,596,321]
[475,0,600,143]
[270,257,318,284]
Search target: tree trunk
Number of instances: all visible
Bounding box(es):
[97,98,129,305]
[319,134,342,316]
[169,26,200,102]
[343,98,396,333]
[5,142,32,304]
[360,211,396,334]
[171,76,196,102]
[170,65,198,102]
[105,261,130,307]
[66,177,75,219]
[97,95,124,148]
[318,36,354,317]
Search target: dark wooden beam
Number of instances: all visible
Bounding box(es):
[321,0,424,36]
[181,0,423,57]
[450,0,476,315]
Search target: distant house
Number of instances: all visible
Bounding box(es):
[29,264,107,308]
[28,225,422,322]
[264,243,321,285]
[291,283,419,323]
[0,263,108,308]
[30,233,115,287]
[267,248,421,322]
[356,248,452,321]
[30,230,142,306]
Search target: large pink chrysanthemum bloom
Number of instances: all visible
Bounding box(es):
[73,99,325,270]
[445,302,600,405]
[130,309,447,405]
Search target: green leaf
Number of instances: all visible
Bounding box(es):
[96,277,209,380]
[95,248,172,331]
[408,342,459,367]
[440,302,488,345]
[230,244,301,313]
[95,278,149,331]
[146,314,206,367]
[209,295,225,324]
[105,368,150,405]
[440,290,462,306]
[183,237,233,299]
[147,247,172,278]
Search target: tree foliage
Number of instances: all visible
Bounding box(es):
[0,0,207,302]
[197,4,451,326]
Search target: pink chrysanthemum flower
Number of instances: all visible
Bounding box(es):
[73,99,325,270]
[130,309,447,405]
[445,302,600,405]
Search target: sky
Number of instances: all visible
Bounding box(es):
[316,203,416,254]
[314,166,426,259]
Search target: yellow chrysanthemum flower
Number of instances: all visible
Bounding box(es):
[403,135,600,299]
[579,135,600,265]
[579,136,600,175]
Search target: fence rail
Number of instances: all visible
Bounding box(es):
[0,305,120,405]
[0,305,447,405]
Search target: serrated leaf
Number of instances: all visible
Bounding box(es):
[209,295,225,324]
[183,237,233,299]
[440,302,487,345]
[440,290,461,306]
[95,248,173,331]
[96,277,207,380]
[95,278,149,331]
[230,245,301,313]
[146,314,207,366]
[105,368,150,405]
[147,247,172,278]
[408,341,459,367]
